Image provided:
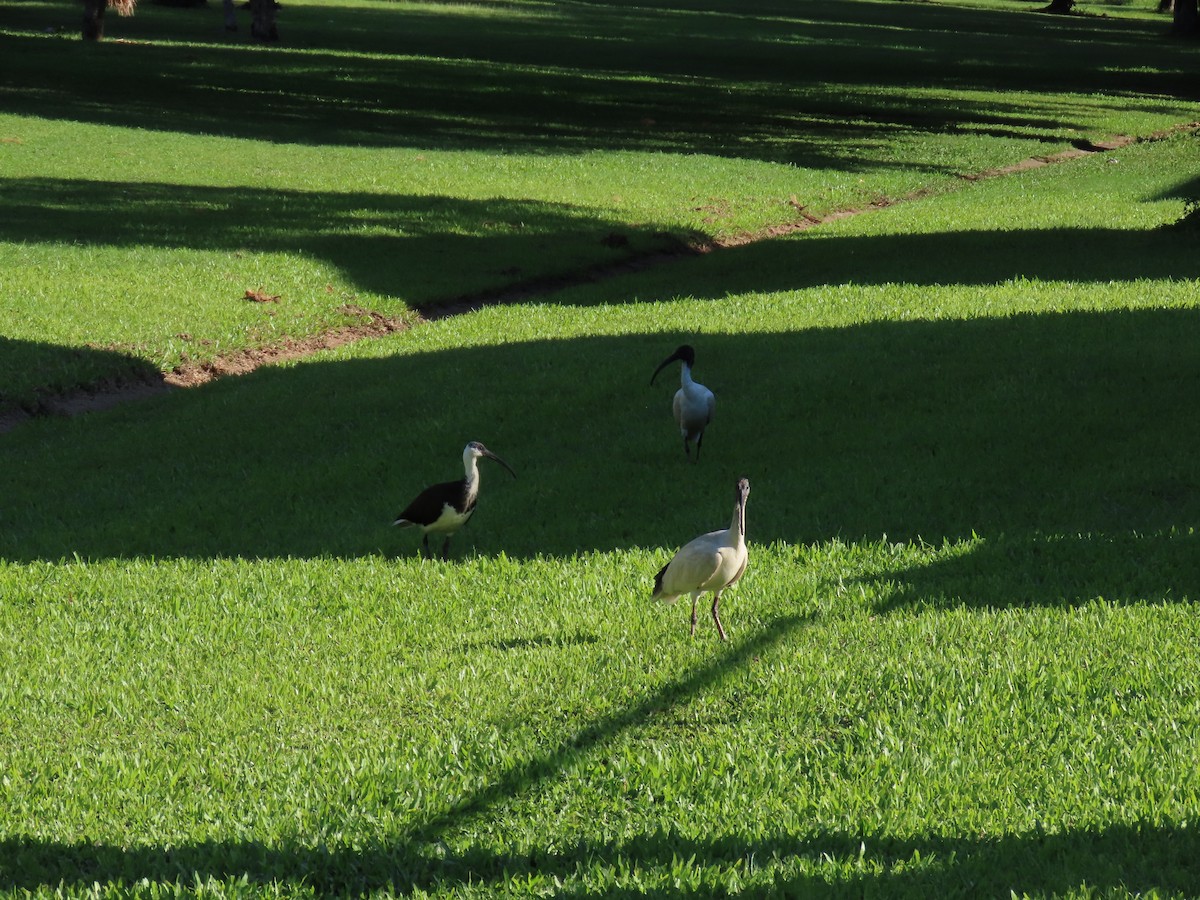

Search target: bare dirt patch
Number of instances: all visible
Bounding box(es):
[163,305,410,389]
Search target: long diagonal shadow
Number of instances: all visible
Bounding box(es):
[0,615,811,895]
[405,614,811,848]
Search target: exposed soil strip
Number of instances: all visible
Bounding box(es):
[4,123,1197,434]
[162,305,409,389]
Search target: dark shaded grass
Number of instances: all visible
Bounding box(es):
[0,337,161,413]
[0,176,684,301]
[4,0,1196,162]
[4,823,1197,896]
[4,300,1200,607]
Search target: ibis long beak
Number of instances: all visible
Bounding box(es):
[736,477,750,532]
[484,449,517,479]
[650,351,679,386]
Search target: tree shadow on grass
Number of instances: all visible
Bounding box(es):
[4,0,1197,162]
[3,610,1196,897]
[863,529,1200,615]
[2,809,1196,896]
[0,612,804,894]
[0,336,164,419]
[2,305,1200,613]
[0,177,689,307]
[648,220,1200,297]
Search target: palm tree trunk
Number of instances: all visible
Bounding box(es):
[249,0,278,41]
[82,0,106,39]
[1171,0,1198,34]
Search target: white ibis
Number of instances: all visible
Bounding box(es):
[650,344,715,461]
[652,477,750,641]
[393,441,516,560]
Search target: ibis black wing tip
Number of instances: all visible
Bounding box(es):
[651,561,669,597]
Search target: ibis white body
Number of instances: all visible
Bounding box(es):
[652,477,750,640]
[652,345,714,461]
[393,441,515,559]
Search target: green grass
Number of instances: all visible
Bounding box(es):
[3,553,1199,897]
[3,0,1200,896]
[2,120,1200,895]
[2,0,1199,405]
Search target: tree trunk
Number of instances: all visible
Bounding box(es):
[249,0,278,41]
[223,0,237,30]
[1171,0,1198,34]
[82,0,106,39]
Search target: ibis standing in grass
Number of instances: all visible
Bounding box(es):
[393,441,516,560]
[652,477,750,641]
[651,344,715,461]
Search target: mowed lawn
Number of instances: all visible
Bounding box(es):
[2,0,1199,403]
[3,0,1200,897]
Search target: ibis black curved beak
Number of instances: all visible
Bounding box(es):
[650,350,679,386]
[483,449,517,479]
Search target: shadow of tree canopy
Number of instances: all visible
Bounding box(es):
[2,304,1200,612]
[1,610,1196,897]
[3,172,1196,324]
[865,528,1200,613]
[0,176,686,306]
[4,0,1197,161]
[670,222,1200,293]
[1158,172,1200,200]
[3,821,1197,897]
[0,336,163,415]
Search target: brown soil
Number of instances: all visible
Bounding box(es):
[5,123,1196,435]
[163,304,409,389]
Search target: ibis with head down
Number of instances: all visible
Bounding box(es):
[393,441,516,560]
[652,477,750,641]
[651,344,715,461]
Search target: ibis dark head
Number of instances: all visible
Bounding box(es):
[735,477,750,505]
[465,441,516,479]
[650,344,697,385]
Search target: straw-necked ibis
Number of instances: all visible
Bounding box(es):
[393,441,516,559]
[652,477,750,640]
[651,344,715,461]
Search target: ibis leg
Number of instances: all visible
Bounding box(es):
[696,431,704,461]
[421,534,431,559]
[441,538,451,561]
[712,591,727,641]
[689,596,698,636]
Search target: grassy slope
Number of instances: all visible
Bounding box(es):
[1,119,1199,897]
[2,0,1199,408]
